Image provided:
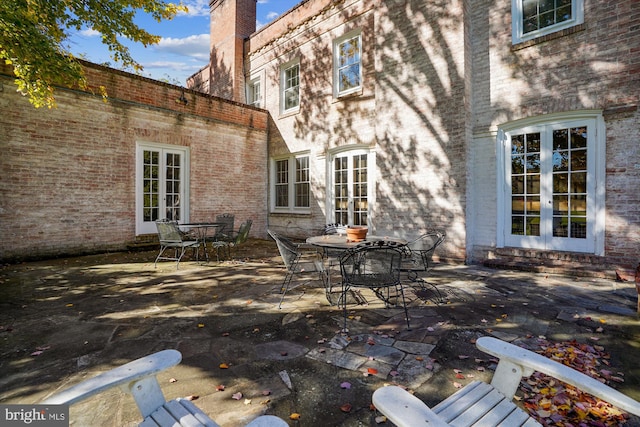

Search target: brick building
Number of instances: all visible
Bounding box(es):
[188,0,640,275]
[0,62,269,261]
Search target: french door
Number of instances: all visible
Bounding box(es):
[136,143,189,235]
[330,149,371,226]
[501,116,603,253]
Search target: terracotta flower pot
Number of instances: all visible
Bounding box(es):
[346,226,368,242]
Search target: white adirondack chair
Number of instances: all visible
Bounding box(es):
[42,350,288,427]
[373,336,640,427]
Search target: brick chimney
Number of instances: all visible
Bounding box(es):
[207,0,257,102]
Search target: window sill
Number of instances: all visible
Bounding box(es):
[270,210,311,216]
[279,108,300,119]
[333,88,363,102]
[512,23,585,51]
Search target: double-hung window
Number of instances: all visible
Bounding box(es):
[512,0,584,44]
[334,31,362,97]
[281,60,300,114]
[272,154,310,212]
[247,77,261,108]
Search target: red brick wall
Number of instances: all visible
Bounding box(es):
[468,0,640,270]
[0,62,269,261]
[208,0,257,102]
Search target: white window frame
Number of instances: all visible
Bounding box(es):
[333,30,362,98]
[326,146,375,228]
[496,111,605,255]
[512,0,584,44]
[280,58,300,115]
[135,142,190,235]
[270,153,311,213]
[246,74,262,108]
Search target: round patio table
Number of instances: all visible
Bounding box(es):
[306,234,407,250]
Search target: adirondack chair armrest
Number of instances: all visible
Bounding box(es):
[372,385,450,427]
[476,337,640,416]
[42,350,182,410]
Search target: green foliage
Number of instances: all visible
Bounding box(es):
[0,0,186,108]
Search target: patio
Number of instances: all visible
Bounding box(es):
[1,239,639,426]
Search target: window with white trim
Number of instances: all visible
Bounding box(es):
[135,143,190,235]
[247,77,261,108]
[334,31,362,97]
[328,148,373,227]
[497,112,605,254]
[512,0,583,44]
[280,60,300,114]
[272,154,310,212]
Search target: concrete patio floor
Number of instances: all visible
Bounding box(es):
[1,239,640,426]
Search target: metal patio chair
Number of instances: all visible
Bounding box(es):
[210,219,252,261]
[213,213,235,239]
[401,231,446,303]
[339,240,411,331]
[43,349,288,427]
[267,230,326,308]
[154,220,201,269]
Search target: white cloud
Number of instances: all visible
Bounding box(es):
[156,34,210,61]
[79,28,100,37]
[144,61,202,72]
[180,0,210,17]
[266,11,280,20]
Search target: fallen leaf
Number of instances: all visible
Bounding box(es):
[453,382,463,388]
[367,368,378,375]
[232,392,243,400]
[340,403,352,413]
[216,385,225,391]
[289,413,301,420]
[244,399,252,405]
[340,382,352,389]
[262,390,271,396]
[375,415,387,424]
[219,363,229,369]
[197,323,205,328]
[185,395,199,401]
[169,378,178,383]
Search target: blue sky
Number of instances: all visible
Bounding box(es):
[67,0,301,86]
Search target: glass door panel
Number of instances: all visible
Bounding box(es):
[504,120,594,252]
[137,144,188,235]
[332,151,369,226]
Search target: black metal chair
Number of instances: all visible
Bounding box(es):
[154,220,201,269]
[214,213,235,238]
[323,223,347,235]
[401,232,446,303]
[211,219,252,261]
[268,230,326,308]
[339,240,411,332]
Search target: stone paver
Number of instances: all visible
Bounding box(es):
[1,245,639,427]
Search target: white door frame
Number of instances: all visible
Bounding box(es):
[496,111,605,255]
[326,146,376,227]
[135,142,190,235]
